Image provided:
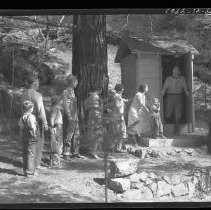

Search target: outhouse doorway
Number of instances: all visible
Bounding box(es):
[161,54,194,134]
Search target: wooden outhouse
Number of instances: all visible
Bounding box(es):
[114,34,199,134]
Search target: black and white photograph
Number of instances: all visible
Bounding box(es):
[0,8,211,207]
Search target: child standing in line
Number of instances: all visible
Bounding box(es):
[149,97,166,139]
[19,100,38,177]
[84,90,104,159]
[62,74,82,160]
[49,95,63,168]
[110,84,127,152]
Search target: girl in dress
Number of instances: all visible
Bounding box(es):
[128,84,151,145]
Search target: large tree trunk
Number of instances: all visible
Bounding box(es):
[72,15,109,135]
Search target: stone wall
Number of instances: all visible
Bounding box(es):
[107,157,211,201]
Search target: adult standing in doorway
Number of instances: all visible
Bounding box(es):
[160,66,190,135]
[21,70,48,169]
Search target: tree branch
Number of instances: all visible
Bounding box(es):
[59,15,65,25]
[57,15,65,37]
[4,16,73,29]
[34,16,46,41]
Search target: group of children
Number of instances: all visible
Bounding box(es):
[19,80,165,177]
[83,83,129,157]
[19,96,64,176]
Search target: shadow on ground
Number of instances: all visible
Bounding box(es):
[0,155,22,168]
[0,177,96,203]
[0,134,22,158]
[93,178,105,186]
[0,168,23,176]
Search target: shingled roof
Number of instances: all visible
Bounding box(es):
[150,36,199,55]
[115,33,199,63]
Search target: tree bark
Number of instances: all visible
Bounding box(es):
[72,15,109,135]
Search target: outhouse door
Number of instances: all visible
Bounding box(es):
[136,53,161,99]
[136,52,195,135]
[161,53,195,134]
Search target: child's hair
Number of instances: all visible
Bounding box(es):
[88,92,100,103]
[115,84,124,92]
[26,68,38,85]
[107,89,116,103]
[51,95,61,106]
[152,97,159,103]
[107,89,116,96]
[89,88,102,97]
[22,100,34,112]
[138,83,148,93]
[66,74,78,86]
[151,97,160,112]
[89,90,99,94]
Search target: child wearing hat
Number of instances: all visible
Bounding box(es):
[19,100,38,177]
[49,95,63,168]
[21,70,48,170]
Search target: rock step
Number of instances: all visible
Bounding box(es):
[141,138,173,147]
[171,137,206,147]
[141,136,205,148]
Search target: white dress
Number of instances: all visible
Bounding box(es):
[128,92,151,135]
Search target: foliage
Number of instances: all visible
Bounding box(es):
[0,14,211,84]
[108,14,211,72]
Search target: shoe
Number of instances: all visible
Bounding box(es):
[50,165,62,169]
[153,135,160,139]
[36,166,46,169]
[69,154,77,158]
[25,174,33,177]
[25,171,37,177]
[89,153,100,159]
[74,154,87,159]
[63,155,72,160]
[50,162,61,168]
[73,153,81,158]
[115,149,125,153]
[159,134,167,139]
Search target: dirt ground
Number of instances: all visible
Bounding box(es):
[0,119,211,204]
[0,132,128,204]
